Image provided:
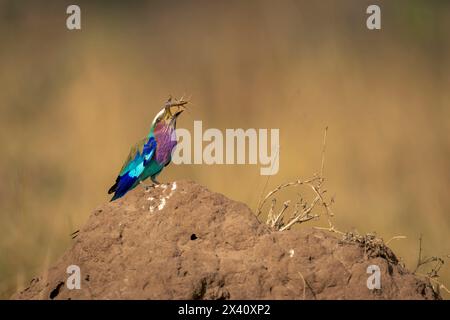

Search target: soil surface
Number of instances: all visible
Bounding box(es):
[12,180,439,300]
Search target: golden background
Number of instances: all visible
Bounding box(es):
[0,0,449,298]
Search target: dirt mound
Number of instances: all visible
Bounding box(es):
[12,181,439,300]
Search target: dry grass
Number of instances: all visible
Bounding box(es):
[1,1,449,299]
[257,128,449,298]
[257,127,334,232]
[413,235,450,295]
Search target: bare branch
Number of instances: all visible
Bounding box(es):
[298,271,306,300]
[271,200,290,228]
[279,196,320,231]
[320,126,328,178]
[385,235,407,245]
[266,199,277,225]
[258,127,335,232]
[256,177,321,218]
[415,272,450,294]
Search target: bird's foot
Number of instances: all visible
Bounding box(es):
[151,177,161,185]
[140,181,155,192]
[142,179,161,192]
[144,185,155,192]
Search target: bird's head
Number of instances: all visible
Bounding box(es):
[152,96,188,128]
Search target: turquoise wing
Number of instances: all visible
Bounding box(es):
[108,136,157,200]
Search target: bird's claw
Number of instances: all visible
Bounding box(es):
[151,177,161,185]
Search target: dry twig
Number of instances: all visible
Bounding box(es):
[413,235,449,295]
[256,128,336,232]
[298,271,306,300]
[256,127,449,298]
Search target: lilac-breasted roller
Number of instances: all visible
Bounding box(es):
[108,97,188,201]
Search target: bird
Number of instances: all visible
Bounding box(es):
[108,96,188,201]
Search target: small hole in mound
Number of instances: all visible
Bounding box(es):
[49,281,65,299]
[190,234,198,241]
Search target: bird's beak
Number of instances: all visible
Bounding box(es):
[172,105,185,117]
[163,105,185,120]
[164,97,188,119]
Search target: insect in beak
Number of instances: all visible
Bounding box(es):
[165,96,189,118]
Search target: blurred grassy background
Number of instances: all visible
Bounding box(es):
[0,0,449,298]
